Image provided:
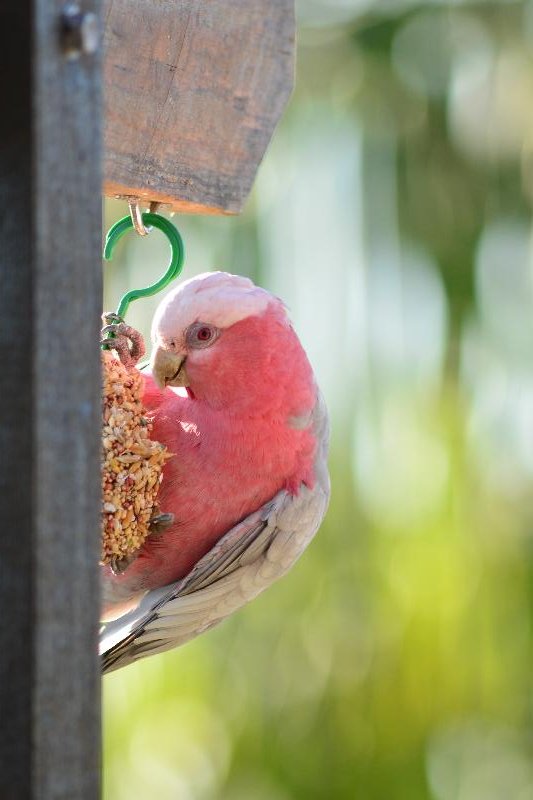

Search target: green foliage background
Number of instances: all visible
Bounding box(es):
[103,2,533,797]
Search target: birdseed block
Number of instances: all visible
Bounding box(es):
[101,350,172,564]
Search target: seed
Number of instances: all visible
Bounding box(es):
[100,351,173,564]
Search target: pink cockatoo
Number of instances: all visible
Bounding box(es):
[100,272,330,672]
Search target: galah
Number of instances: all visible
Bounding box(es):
[100,272,330,673]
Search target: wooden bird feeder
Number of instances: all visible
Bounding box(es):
[104,0,295,214]
[0,1,295,797]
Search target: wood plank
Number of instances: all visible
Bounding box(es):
[0,2,102,797]
[103,0,295,214]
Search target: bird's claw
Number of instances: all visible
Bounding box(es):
[108,514,174,574]
[109,552,137,576]
[101,314,146,369]
[149,512,175,536]
[102,311,123,326]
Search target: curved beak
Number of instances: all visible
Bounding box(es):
[151,345,190,390]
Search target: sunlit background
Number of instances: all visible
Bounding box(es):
[103,1,533,798]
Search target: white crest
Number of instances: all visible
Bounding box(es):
[152,271,277,343]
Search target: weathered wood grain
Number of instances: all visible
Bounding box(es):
[0,2,102,797]
[103,0,295,214]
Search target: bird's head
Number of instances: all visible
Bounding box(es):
[150,272,315,416]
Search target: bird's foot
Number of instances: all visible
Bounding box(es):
[101,312,146,369]
[149,512,175,536]
[109,552,137,576]
[108,513,174,574]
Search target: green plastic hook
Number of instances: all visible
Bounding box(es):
[103,212,185,320]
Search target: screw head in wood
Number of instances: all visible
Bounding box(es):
[61,4,99,60]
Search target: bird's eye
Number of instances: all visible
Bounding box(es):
[186,322,219,349]
[196,326,212,342]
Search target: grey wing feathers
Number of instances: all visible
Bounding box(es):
[100,388,330,674]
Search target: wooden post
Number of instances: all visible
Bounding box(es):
[0,2,102,797]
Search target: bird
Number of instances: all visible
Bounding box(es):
[100,271,330,673]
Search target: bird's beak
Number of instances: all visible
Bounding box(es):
[151,346,190,390]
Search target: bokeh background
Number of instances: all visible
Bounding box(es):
[102,1,533,798]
